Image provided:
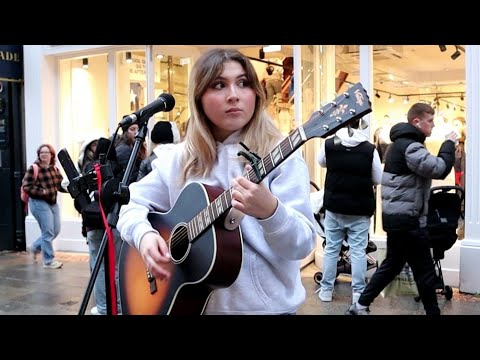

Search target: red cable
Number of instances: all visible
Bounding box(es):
[94,163,118,315]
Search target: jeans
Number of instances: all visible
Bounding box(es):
[87,229,123,315]
[320,210,370,295]
[29,198,60,264]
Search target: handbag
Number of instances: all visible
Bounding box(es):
[20,163,39,213]
[381,264,419,298]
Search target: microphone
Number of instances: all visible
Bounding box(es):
[119,93,175,128]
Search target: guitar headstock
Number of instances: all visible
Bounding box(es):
[302,82,372,139]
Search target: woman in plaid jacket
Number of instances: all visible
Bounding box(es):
[22,144,66,269]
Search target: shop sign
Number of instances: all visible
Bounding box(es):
[0,45,23,80]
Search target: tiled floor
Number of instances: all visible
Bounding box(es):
[1,250,480,315]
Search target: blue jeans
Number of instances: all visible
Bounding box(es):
[320,210,370,295]
[87,229,123,315]
[29,198,60,264]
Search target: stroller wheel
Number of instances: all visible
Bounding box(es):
[314,272,323,284]
[444,285,453,300]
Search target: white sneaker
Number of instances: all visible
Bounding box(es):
[318,289,333,302]
[352,292,361,304]
[43,260,63,269]
[90,306,101,315]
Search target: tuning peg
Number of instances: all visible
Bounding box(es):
[359,118,369,130]
[333,135,342,146]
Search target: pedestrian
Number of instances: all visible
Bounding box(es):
[346,103,457,315]
[317,118,382,304]
[136,121,180,181]
[22,144,67,269]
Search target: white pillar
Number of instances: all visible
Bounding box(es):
[359,45,373,138]
[460,45,480,293]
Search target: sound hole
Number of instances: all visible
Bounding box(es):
[169,224,190,263]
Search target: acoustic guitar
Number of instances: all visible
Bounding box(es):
[119,82,372,315]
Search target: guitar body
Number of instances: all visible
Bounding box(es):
[119,182,243,315]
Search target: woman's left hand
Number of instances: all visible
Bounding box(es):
[231,167,278,219]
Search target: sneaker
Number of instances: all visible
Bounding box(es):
[318,289,333,302]
[43,260,63,269]
[345,302,370,315]
[90,306,101,315]
[352,292,361,304]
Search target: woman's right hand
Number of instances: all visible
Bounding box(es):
[139,232,172,280]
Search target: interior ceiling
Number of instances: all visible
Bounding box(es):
[193,45,466,96]
[337,45,466,95]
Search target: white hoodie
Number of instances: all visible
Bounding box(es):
[117,130,316,314]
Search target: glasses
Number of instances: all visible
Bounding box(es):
[39,151,51,154]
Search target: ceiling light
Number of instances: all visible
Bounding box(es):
[263,45,282,53]
[403,96,409,104]
[82,58,88,69]
[451,46,461,60]
[375,90,380,99]
[439,45,447,52]
[126,51,132,63]
[388,94,394,103]
[156,54,164,59]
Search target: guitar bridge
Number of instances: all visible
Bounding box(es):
[146,270,157,295]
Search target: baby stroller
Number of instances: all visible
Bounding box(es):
[309,181,378,285]
[419,185,465,301]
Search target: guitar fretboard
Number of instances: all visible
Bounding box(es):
[187,127,306,240]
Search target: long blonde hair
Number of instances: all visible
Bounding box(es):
[181,48,282,182]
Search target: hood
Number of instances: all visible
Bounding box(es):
[390,122,426,143]
[78,133,104,168]
[334,127,370,147]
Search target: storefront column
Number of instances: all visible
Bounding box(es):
[459,45,480,293]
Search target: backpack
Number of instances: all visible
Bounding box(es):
[20,163,39,212]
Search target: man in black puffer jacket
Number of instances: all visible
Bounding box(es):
[347,103,458,316]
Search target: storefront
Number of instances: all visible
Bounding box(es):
[22,45,480,293]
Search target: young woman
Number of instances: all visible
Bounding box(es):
[22,144,66,269]
[117,48,316,315]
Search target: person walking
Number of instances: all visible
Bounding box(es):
[317,119,382,304]
[22,144,66,269]
[346,103,457,315]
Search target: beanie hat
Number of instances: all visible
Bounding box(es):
[151,121,175,144]
[121,116,138,133]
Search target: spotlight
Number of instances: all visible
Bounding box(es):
[439,45,447,52]
[375,90,380,99]
[126,51,132,63]
[259,48,265,59]
[82,58,88,69]
[461,93,464,101]
[451,46,461,60]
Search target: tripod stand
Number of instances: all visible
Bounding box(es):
[78,123,149,315]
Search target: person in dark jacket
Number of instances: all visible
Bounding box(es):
[115,121,147,184]
[347,103,458,316]
[81,138,123,315]
[317,119,382,304]
[137,121,180,181]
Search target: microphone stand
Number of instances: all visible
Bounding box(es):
[78,122,149,315]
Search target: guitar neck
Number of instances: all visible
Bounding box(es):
[187,127,307,240]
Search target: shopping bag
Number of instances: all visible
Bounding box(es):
[381,264,419,298]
